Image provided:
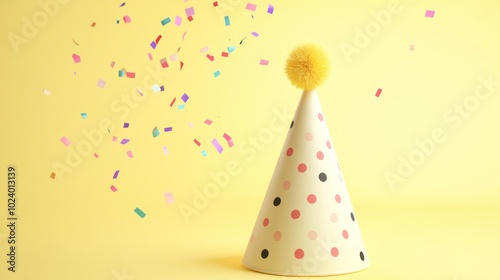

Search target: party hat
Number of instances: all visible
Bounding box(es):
[242,44,370,276]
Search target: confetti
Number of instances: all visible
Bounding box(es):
[204,119,213,125]
[126,71,135,78]
[163,146,168,155]
[72,39,79,46]
[239,36,247,45]
[152,84,161,92]
[178,104,185,110]
[200,46,209,53]
[246,3,257,11]
[170,97,176,107]
[180,61,185,71]
[119,2,126,7]
[161,17,171,26]
[112,136,118,142]
[137,88,144,96]
[50,172,56,179]
[123,15,131,23]
[164,192,175,204]
[60,136,71,147]
[160,57,169,68]
[160,85,165,91]
[214,70,221,77]
[175,16,182,26]
[120,138,130,144]
[410,44,414,51]
[213,2,218,7]
[148,53,153,60]
[251,31,259,37]
[223,133,234,147]
[110,185,118,192]
[118,69,125,77]
[127,150,134,158]
[43,88,51,96]
[110,61,115,68]
[425,10,435,18]
[81,112,87,119]
[134,207,146,218]
[72,53,81,63]
[227,46,236,53]
[201,150,208,157]
[150,41,157,49]
[206,54,215,61]
[164,127,172,132]
[188,122,195,128]
[212,138,224,154]
[97,79,106,89]
[170,53,178,61]
[182,31,187,41]
[267,4,274,14]
[181,93,189,103]
[375,88,382,97]
[194,139,201,146]
[260,59,269,65]
[224,15,230,26]
[93,153,99,159]
[221,52,229,57]
[155,35,162,44]
[91,22,96,27]
[188,16,193,22]
[123,122,129,128]
[113,170,120,179]
[152,127,160,137]
[185,7,195,17]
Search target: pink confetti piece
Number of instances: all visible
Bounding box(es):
[213,1,218,7]
[112,136,118,142]
[148,53,153,60]
[187,16,193,22]
[212,138,223,154]
[251,31,259,37]
[206,54,215,61]
[126,72,135,78]
[182,31,187,41]
[93,153,99,159]
[170,53,178,61]
[160,57,169,68]
[259,59,269,65]
[375,88,382,97]
[185,7,195,17]
[113,170,120,179]
[110,61,115,68]
[123,15,131,23]
[410,44,414,51]
[267,4,274,14]
[72,53,81,63]
[60,136,71,147]
[246,3,257,11]
[97,79,106,88]
[425,10,435,18]
[43,88,51,96]
[163,146,168,155]
[194,139,201,146]
[188,122,194,128]
[164,192,175,204]
[120,138,130,144]
[223,133,234,147]
[200,46,209,53]
[204,119,213,125]
[175,16,182,26]
[127,150,134,158]
[110,185,118,192]
[221,52,229,57]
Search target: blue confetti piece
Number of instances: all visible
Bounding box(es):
[178,104,185,110]
[224,15,230,26]
[201,150,207,157]
[134,207,146,218]
[161,17,171,26]
[80,113,87,119]
[214,70,221,77]
[227,46,236,53]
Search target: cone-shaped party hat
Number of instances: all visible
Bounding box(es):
[242,44,370,276]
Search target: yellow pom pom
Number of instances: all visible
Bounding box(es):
[285,44,330,91]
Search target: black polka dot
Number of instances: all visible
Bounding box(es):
[351,212,355,221]
[360,251,365,261]
[318,172,327,182]
[290,120,294,129]
[273,197,281,206]
[261,249,269,259]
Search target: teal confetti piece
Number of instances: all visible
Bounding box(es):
[201,150,207,157]
[134,207,146,218]
[152,127,160,138]
[80,113,87,119]
[214,70,221,77]
[178,104,185,110]
[227,46,236,53]
[118,69,125,77]
[224,15,230,26]
[161,17,171,26]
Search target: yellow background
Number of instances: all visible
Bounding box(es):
[1,0,499,279]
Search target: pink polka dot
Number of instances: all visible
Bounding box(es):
[283,180,291,190]
[331,247,339,257]
[316,151,324,160]
[263,218,269,227]
[326,140,332,149]
[305,132,313,141]
[297,163,307,173]
[330,213,338,223]
[273,231,282,241]
[307,230,317,240]
[318,113,324,121]
[294,249,304,259]
[250,235,254,243]
[286,147,293,156]
[291,209,301,219]
[338,173,343,183]
[342,230,349,239]
[307,194,317,204]
[335,194,341,203]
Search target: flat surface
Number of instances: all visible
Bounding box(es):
[1,0,500,279]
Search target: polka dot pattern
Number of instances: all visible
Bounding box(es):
[263,218,269,227]
[283,180,291,190]
[318,113,324,121]
[294,249,304,259]
[286,147,294,156]
[290,120,294,129]
[331,247,339,257]
[360,251,365,261]
[261,249,269,259]
[326,140,332,149]
[335,194,342,203]
[342,230,349,239]
[291,210,301,219]
[307,194,317,204]
[307,230,317,240]
[273,197,281,206]
[305,132,313,141]
[316,151,324,160]
[318,172,327,182]
[273,231,282,241]
[351,212,355,222]
[298,163,307,173]
[330,213,338,223]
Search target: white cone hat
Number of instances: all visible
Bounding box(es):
[242,44,370,276]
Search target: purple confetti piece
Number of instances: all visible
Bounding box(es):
[181,93,189,103]
[164,127,172,132]
[120,138,130,144]
[113,170,120,179]
[267,4,274,14]
[212,138,224,154]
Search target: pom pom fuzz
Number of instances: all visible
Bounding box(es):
[285,44,330,91]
